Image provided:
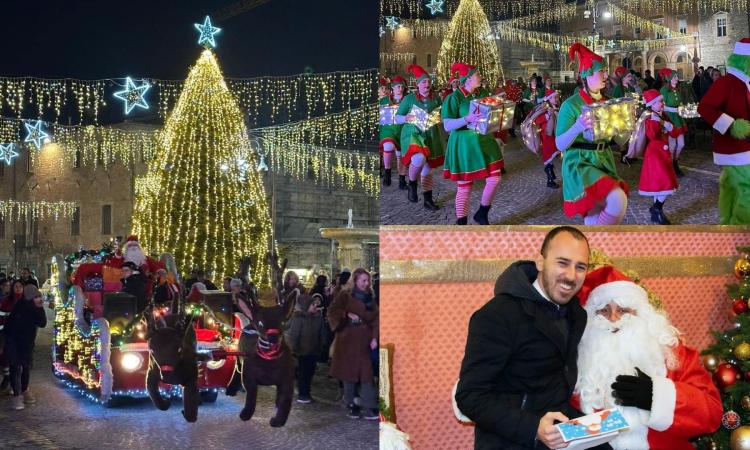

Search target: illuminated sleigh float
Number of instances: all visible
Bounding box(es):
[50,251,243,406]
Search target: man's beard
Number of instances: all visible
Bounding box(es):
[575,310,679,449]
[124,244,146,268]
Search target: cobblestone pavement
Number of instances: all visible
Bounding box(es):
[0,310,377,450]
[381,129,720,225]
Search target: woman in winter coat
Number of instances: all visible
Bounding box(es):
[285,293,325,403]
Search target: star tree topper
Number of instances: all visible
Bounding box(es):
[0,143,19,165]
[24,120,49,150]
[385,16,400,30]
[113,77,151,114]
[195,15,221,48]
[425,0,445,15]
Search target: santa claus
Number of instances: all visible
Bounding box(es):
[698,37,750,224]
[109,235,162,274]
[574,266,722,449]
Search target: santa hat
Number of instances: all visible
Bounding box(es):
[577,266,650,313]
[450,62,478,83]
[543,88,559,101]
[390,75,406,87]
[406,64,430,83]
[568,43,605,78]
[642,89,663,107]
[613,66,628,78]
[658,68,678,82]
[733,37,750,55]
[378,77,391,87]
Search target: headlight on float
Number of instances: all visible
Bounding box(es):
[121,352,144,372]
[206,359,226,370]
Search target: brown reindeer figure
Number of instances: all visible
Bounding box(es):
[145,308,201,423]
[238,253,296,427]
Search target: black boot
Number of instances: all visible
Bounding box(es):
[673,159,684,177]
[407,180,418,203]
[456,217,468,225]
[500,167,507,175]
[508,128,516,137]
[550,164,558,181]
[423,191,439,211]
[544,164,559,188]
[473,204,491,225]
[398,175,407,190]
[383,169,392,186]
[649,200,671,225]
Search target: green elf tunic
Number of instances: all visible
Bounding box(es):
[611,83,634,99]
[379,95,403,153]
[522,87,544,114]
[555,88,629,218]
[660,86,687,135]
[441,86,504,181]
[397,91,446,168]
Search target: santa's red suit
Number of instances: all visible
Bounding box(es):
[697,68,750,165]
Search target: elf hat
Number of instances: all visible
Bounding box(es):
[658,68,678,82]
[733,37,750,55]
[390,76,406,87]
[450,62,478,83]
[642,89,663,107]
[577,265,649,312]
[569,43,605,78]
[614,66,628,78]
[543,88,559,101]
[379,77,391,87]
[406,64,431,83]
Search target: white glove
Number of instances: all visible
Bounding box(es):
[663,121,674,132]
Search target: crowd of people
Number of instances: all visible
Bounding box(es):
[379,39,750,225]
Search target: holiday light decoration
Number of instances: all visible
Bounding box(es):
[436,0,502,87]
[678,103,700,119]
[131,49,274,283]
[582,97,637,142]
[194,15,221,48]
[620,0,741,14]
[379,104,399,125]
[379,52,416,65]
[607,3,686,39]
[112,77,151,114]
[407,104,442,132]
[0,143,19,165]
[496,3,577,29]
[381,0,567,20]
[386,16,401,30]
[467,95,516,134]
[0,200,78,221]
[426,0,445,15]
[24,120,48,149]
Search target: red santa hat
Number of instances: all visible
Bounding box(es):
[642,89,663,107]
[658,68,678,82]
[450,62,478,83]
[613,66,628,78]
[406,64,431,83]
[577,265,650,312]
[379,77,391,87]
[390,75,406,87]
[543,88,559,101]
[733,37,750,55]
[568,43,605,78]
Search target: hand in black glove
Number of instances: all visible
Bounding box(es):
[611,367,653,411]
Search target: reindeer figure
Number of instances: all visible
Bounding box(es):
[145,308,201,423]
[238,252,296,427]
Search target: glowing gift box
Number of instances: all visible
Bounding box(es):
[379,104,399,125]
[407,105,441,132]
[468,96,516,135]
[678,103,700,119]
[582,97,637,142]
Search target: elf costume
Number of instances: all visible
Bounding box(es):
[532,89,561,188]
[610,66,635,99]
[698,37,750,224]
[380,76,408,189]
[555,43,628,224]
[397,64,445,210]
[442,62,504,225]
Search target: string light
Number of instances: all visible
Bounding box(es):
[0,200,78,221]
[24,120,48,150]
[0,143,19,165]
[131,49,275,284]
[426,0,446,15]
[380,52,416,65]
[436,0,502,87]
[386,16,401,29]
[112,77,151,114]
[381,0,567,20]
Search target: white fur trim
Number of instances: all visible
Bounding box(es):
[647,376,676,431]
[543,151,560,165]
[714,150,750,166]
[638,189,675,196]
[585,281,650,311]
[452,380,473,423]
[97,318,113,402]
[713,112,735,135]
[734,42,750,56]
[646,95,663,107]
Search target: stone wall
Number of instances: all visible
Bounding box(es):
[698,10,749,69]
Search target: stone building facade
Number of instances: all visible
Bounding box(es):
[0,122,378,284]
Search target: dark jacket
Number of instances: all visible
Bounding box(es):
[121,272,148,312]
[3,298,47,349]
[455,261,587,450]
[285,295,325,356]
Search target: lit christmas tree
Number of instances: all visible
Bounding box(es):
[132,49,274,286]
[698,247,750,450]
[436,0,502,87]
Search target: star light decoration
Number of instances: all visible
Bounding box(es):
[194,15,221,48]
[113,77,151,114]
[385,16,400,30]
[24,120,49,150]
[425,0,445,15]
[0,143,19,165]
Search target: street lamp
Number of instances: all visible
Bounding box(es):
[603,10,612,19]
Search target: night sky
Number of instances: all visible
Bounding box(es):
[4,0,378,79]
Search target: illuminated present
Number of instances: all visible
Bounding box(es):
[379,104,399,125]
[407,105,441,132]
[468,96,516,135]
[678,103,700,119]
[582,97,637,142]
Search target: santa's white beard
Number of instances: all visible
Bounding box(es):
[124,244,146,268]
[576,312,679,450]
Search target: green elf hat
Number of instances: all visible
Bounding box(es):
[658,68,679,82]
[727,37,750,74]
[450,62,478,83]
[406,64,431,84]
[569,43,605,78]
[391,75,406,87]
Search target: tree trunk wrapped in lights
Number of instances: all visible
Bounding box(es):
[436,0,502,88]
[132,49,274,285]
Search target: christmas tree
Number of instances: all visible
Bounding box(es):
[132,49,274,286]
[697,247,750,450]
[436,0,502,87]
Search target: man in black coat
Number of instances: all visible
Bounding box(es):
[121,262,148,313]
[455,226,597,450]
